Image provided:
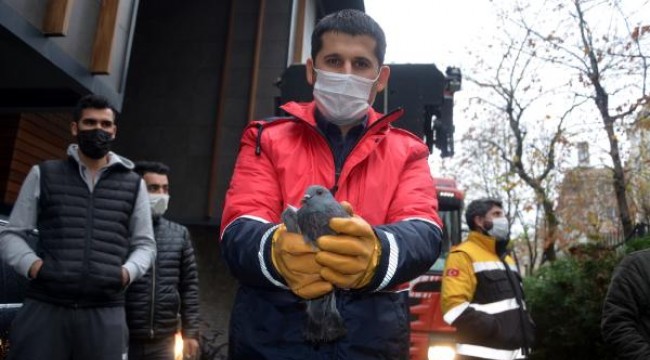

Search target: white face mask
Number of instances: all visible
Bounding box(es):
[487,217,509,241]
[312,68,379,126]
[149,193,170,217]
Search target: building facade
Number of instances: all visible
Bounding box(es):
[1,0,364,353]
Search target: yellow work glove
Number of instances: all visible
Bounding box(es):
[271,224,333,299]
[315,212,381,289]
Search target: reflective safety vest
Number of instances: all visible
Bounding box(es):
[441,231,535,359]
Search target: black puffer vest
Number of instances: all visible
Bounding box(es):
[125,218,200,340]
[27,158,140,307]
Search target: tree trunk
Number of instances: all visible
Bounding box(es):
[541,195,558,263]
[603,118,635,237]
[576,0,635,239]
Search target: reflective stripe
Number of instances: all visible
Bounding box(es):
[469,298,520,315]
[443,301,469,324]
[444,298,519,325]
[457,344,526,360]
[222,215,287,289]
[473,261,504,272]
[0,303,22,310]
[473,261,518,273]
[258,223,288,289]
[239,215,271,224]
[376,230,398,291]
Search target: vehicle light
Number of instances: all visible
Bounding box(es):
[174,332,183,360]
[438,191,455,198]
[428,344,456,360]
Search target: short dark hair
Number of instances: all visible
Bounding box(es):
[465,198,503,230]
[73,94,117,123]
[134,161,170,177]
[311,9,386,66]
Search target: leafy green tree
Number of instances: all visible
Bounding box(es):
[525,248,619,359]
[525,235,650,359]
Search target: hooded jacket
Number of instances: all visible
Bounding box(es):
[220,101,443,359]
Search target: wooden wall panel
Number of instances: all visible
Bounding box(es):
[42,0,75,36]
[3,113,71,204]
[0,115,20,206]
[90,0,120,74]
[291,0,306,64]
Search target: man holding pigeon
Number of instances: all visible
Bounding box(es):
[220,9,443,360]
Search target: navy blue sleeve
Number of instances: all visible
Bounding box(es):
[220,218,287,289]
[367,220,442,291]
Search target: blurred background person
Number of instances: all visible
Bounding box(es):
[441,198,535,360]
[126,161,200,360]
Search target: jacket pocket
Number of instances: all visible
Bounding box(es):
[483,270,515,295]
[95,265,125,297]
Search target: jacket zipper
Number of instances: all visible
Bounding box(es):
[500,256,531,356]
[310,126,342,194]
[149,261,157,338]
[79,182,96,304]
[311,109,402,195]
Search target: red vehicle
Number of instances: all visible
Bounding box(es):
[409,177,464,360]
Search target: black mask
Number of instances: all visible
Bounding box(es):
[77,129,113,159]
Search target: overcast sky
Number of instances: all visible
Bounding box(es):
[365,0,499,169]
[365,0,650,169]
[365,0,497,70]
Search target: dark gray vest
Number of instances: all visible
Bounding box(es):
[27,158,140,307]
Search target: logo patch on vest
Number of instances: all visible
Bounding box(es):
[446,268,460,277]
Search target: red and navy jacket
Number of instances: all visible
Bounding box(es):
[220,101,443,359]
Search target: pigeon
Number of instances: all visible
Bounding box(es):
[281,185,349,343]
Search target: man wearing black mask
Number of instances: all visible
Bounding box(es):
[0,94,156,360]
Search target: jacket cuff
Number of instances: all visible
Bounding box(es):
[363,227,396,292]
[122,263,139,285]
[18,253,41,279]
[260,225,288,289]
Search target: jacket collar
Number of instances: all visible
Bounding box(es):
[67,144,133,171]
[279,101,406,187]
[280,101,404,133]
[467,231,497,254]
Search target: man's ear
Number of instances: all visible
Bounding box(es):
[70,121,78,137]
[473,215,485,231]
[375,65,391,93]
[306,58,316,86]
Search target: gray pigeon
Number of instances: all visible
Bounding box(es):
[281,185,349,343]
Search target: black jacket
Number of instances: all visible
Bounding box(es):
[125,217,200,340]
[602,249,650,359]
